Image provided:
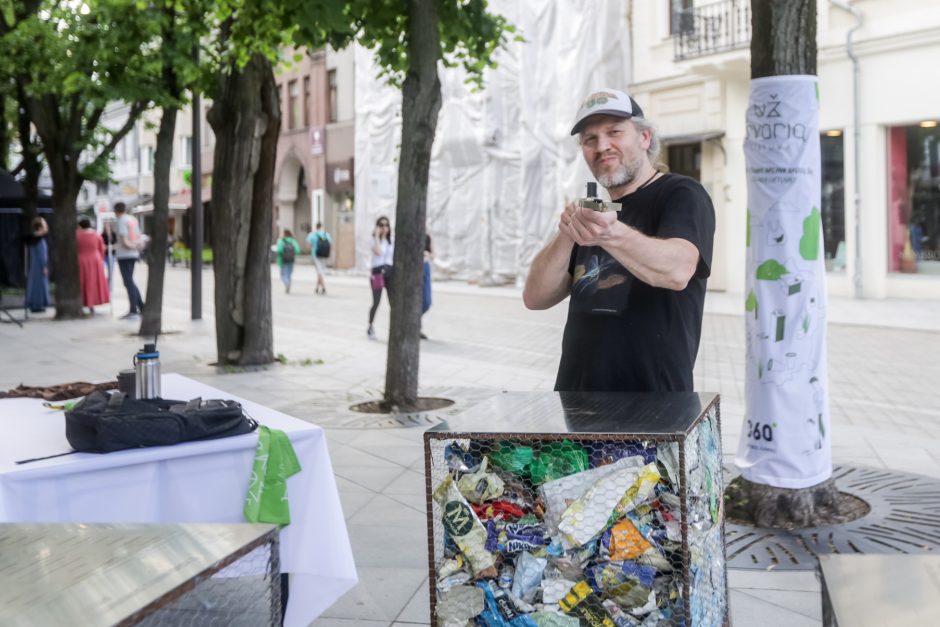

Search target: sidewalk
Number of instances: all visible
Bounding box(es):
[2,263,939,626]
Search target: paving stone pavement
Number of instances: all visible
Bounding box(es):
[2,262,940,626]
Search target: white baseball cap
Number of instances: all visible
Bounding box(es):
[570,88,645,136]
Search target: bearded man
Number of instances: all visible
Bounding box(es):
[523,88,716,392]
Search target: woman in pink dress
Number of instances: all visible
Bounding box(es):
[75,218,110,314]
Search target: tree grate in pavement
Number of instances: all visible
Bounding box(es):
[724,464,940,570]
[276,387,504,429]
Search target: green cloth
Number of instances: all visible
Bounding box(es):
[244,426,301,525]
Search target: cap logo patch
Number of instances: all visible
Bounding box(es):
[581,91,620,110]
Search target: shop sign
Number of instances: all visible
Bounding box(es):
[310,126,325,156]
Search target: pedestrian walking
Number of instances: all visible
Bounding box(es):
[367,216,393,339]
[114,202,145,319]
[75,218,109,314]
[523,87,716,392]
[420,233,433,340]
[305,222,332,295]
[24,217,50,313]
[101,220,117,288]
[276,229,301,294]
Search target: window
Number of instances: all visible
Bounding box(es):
[669,0,694,35]
[666,143,701,181]
[288,79,300,130]
[820,132,846,272]
[303,76,311,127]
[888,122,940,274]
[180,136,193,167]
[140,146,154,174]
[328,70,337,123]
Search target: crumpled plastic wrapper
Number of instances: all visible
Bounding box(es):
[434,475,498,578]
[558,580,616,626]
[531,612,581,627]
[437,584,485,627]
[458,457,505,504]
[541,578,578,606]
[540,455,648,536]
[511,551,547,604]
[476,580,539,626]
[486,520,549,554]
[607,519,652,561]
[602,599,641,626]
[558,462,661,547]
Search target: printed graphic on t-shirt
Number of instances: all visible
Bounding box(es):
[570,246,632,314]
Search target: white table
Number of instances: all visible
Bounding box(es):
[0,373,357,627]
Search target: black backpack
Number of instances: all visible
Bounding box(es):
[315,234,331,258]
[65,391,258,453]
[281,240,296,263]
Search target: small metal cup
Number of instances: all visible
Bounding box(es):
[117,369,136,399]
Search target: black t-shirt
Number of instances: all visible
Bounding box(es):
[554,173,716,392]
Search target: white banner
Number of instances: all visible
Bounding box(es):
[736,75,832,489]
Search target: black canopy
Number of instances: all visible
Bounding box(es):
[0,169,53,288]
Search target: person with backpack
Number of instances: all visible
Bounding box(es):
[276,229,301,294]
[305,222,332,295]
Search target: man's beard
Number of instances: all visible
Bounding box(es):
[592,153,644,190]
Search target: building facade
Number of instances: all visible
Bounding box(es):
[93,103,195,242]
[272,46,356,268]
[632,0,940,299]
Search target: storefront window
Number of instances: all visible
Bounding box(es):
[888,122,940,274]
[821,132,846,272]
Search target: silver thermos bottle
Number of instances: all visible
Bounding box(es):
[134,343,161,399]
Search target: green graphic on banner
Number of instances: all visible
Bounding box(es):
[746,209,751,247]
[800,207,821,260]
[745,290,758,318]
[756,259,788,281]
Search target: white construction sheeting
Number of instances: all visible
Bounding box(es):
[353,0,631,284]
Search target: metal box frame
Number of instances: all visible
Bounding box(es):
[424,392,727,626]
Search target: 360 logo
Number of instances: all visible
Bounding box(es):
[746,420,776,442]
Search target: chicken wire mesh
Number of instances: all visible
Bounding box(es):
[424,395,725,627]
[0,523,281,627]
[132,541,281,627]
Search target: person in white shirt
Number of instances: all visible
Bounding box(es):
[114,203,145,319]
[367,216,394,339]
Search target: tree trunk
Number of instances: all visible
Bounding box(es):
[750,0,816,78]
[207,54,278,366]
[384,0,442,409]
[139,106,177,337]
[0,90,7,172]
[15,81,41,226]
[733,0,841,527]
[46,160,83,319]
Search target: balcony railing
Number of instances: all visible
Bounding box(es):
[673,0,751,61]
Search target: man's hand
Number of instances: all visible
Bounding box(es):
[559,203,620,247]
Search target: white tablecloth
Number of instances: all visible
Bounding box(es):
[0,373,357,626]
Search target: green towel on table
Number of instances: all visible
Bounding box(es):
[244,426,301,525]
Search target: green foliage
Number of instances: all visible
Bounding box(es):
[170,241,213,264]
[1,0,216,187]
[291,0,516,89]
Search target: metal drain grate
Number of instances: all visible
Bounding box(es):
[725,465,940,570]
